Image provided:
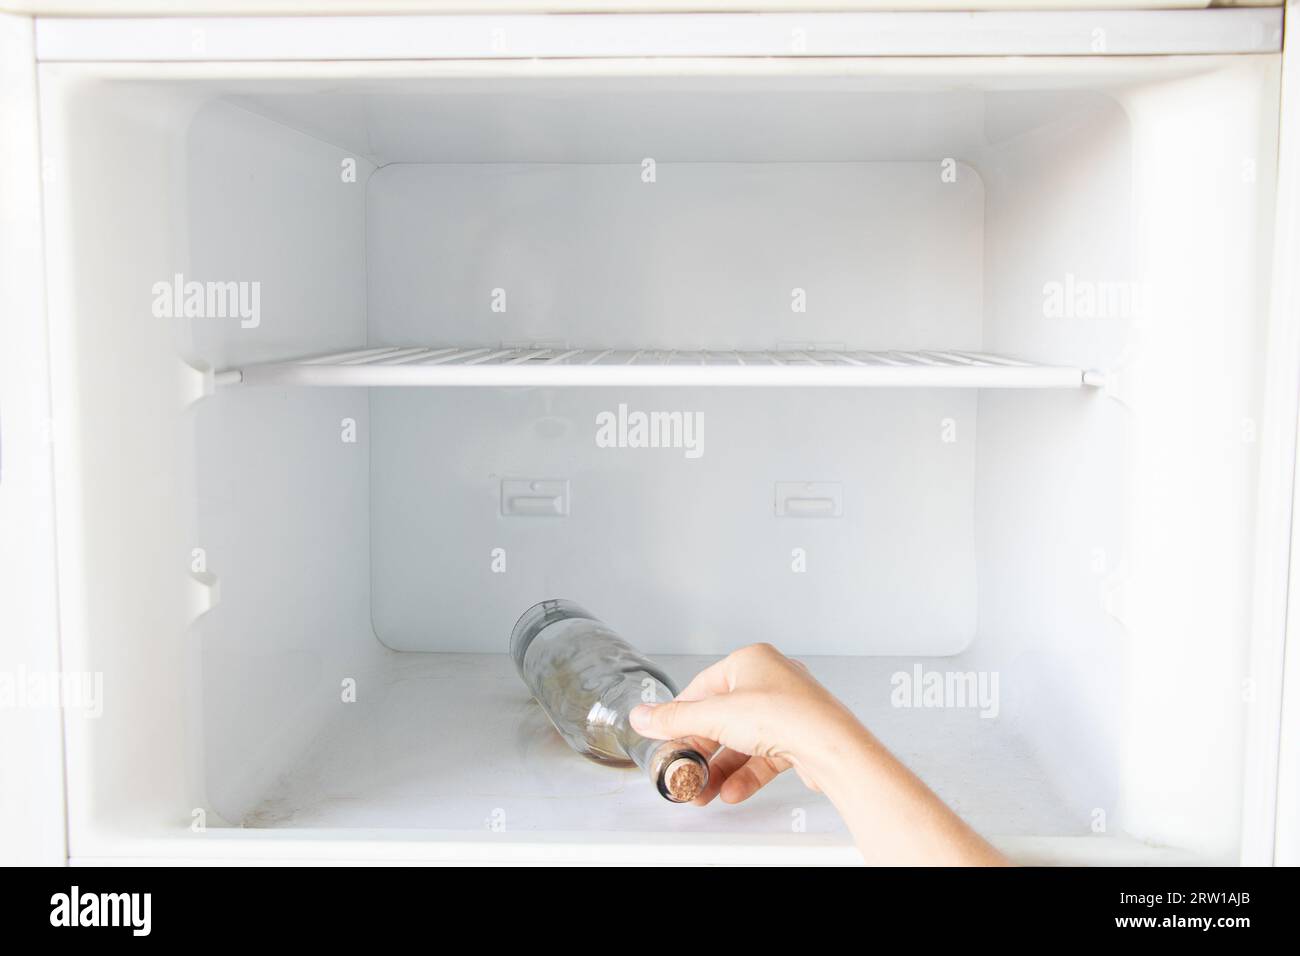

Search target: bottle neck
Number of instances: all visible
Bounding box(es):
[620,726,664,773]
[601,680,710,803]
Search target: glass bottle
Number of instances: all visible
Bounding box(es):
[510,599,710,803]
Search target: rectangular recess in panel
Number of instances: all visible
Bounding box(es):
[501,478,569,518]
[776,482,844,518]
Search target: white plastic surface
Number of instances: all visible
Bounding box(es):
[0,13,66,866]
[369,387,980,657]
[1255,0,1300,868]
[33,9,1284,62]
[9,1,1276,16]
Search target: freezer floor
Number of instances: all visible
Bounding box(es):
[238,652,1088,838]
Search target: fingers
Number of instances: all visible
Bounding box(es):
[719,755,789,804]
[693,747,748,806]
[675,643,788,702]
[674,656,735,701]
[629,696,726,743]
[680,735,720,760]
[793,765,822,793]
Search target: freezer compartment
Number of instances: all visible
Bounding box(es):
[38,59,1276,863]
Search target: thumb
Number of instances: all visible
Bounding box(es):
[630,698,721,742]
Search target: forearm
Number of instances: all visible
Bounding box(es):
[800,718,1008,866]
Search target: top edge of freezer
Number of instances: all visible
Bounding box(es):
[4,1,1285,17]
[28,8,1284,63]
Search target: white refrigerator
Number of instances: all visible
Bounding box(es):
[1,2,1297,866]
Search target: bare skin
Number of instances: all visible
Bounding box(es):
[629,642,1007,866]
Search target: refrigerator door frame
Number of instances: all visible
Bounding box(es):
[1258,0,1300,868]
[0,11,69,866]
[1,0,1282,14]
[31,8,1283,62]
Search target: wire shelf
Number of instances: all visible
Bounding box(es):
[217,346,1098,389]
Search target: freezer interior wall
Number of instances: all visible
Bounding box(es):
[38,63,1276,860]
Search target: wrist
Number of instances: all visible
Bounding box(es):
[789,708,883,796]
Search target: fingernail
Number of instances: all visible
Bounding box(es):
[629,703,655,730]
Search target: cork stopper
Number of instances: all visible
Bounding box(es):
[649,744,709,803]
[665,757,707,802]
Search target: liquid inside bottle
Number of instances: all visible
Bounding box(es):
[510,599,710,803]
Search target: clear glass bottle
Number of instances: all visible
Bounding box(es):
[510,599,710,803]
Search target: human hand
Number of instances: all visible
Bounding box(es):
[629,642,868,806]
[632,643,1007,864]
